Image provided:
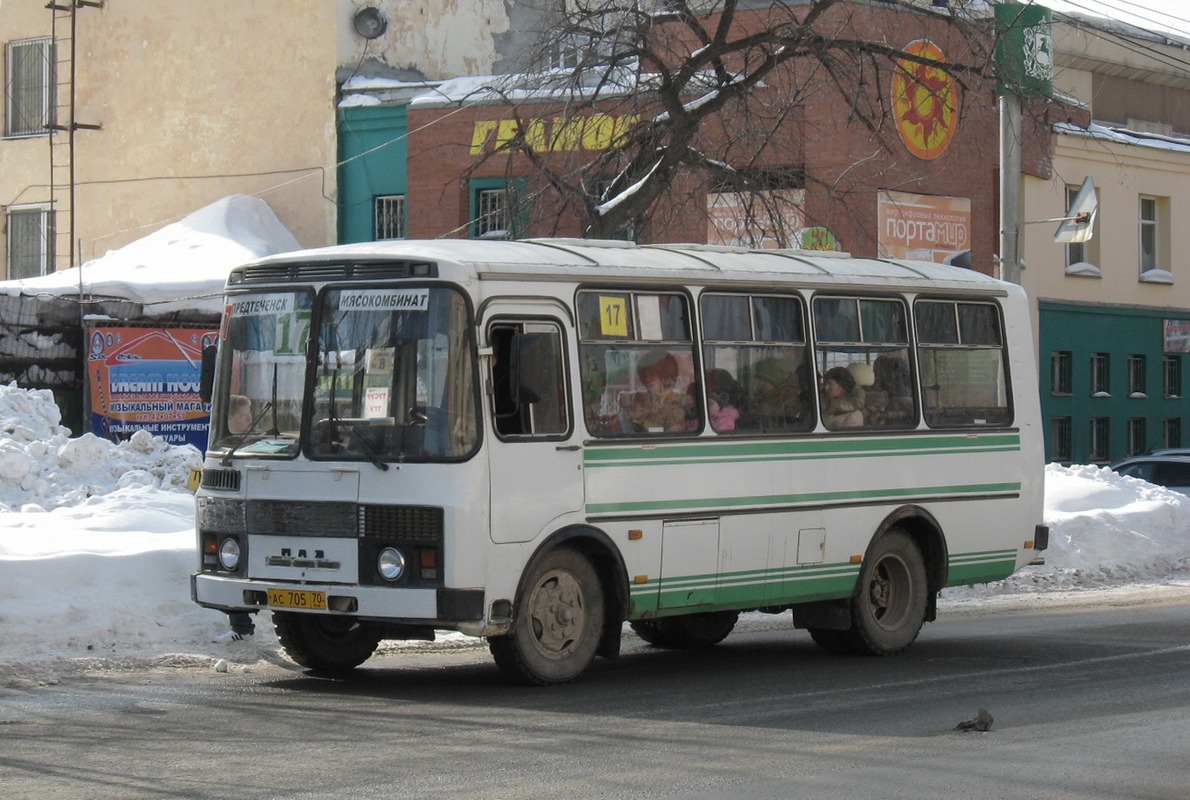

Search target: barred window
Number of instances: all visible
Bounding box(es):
[1164,356,1181,399]
[5,207,53,279]
[1126,417,1147,456]
[1091,353,1110,396]
[1164,418,1182,449]
[1089,417,1110,462]
[1127,355,1146,397]
[1051,351,1072,395]
[374,195,405,240]
[473,188,510,239]
[1050,416,1071,463]
[5,38,54,136]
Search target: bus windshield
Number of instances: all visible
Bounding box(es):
[211,290,313,457]
[211,285,478,462]
[308,286,477,461]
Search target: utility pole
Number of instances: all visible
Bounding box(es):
[999,94,1022,284]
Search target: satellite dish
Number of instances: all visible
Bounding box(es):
[1055,176,1097,244]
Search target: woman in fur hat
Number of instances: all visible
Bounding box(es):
[819,365,865,428]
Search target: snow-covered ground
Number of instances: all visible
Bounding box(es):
[2,384,1189,685]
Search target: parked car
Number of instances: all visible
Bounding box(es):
[1110,453,1190,496]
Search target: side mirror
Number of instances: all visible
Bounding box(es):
[199,345,217,405]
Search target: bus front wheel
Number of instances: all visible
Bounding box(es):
[489,547,605,686]
[846,529,928,656]
[273,612,382,675]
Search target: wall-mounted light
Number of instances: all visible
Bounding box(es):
[353,6,387,40]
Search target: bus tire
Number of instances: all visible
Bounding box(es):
[630,611,739,648]
[807,627,861,655]
[273,612,382,675]
[847,529,928,656]
[489,547,605,686]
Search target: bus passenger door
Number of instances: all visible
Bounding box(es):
[486,315,585,544]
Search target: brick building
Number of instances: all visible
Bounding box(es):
[388,2,1065,274]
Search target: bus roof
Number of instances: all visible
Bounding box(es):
[235,238,1010,293]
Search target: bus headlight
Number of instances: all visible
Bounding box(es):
[218,537,241,571]
[377,547,406,582]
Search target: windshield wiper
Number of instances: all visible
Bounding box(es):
[220,401,275,466]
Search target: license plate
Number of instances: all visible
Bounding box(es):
[267,588,327,610]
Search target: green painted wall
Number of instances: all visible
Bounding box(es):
[337,104,408,244]
[1039,300,1189,464]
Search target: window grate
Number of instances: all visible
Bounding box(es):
[5,38,54,136]
[374,195,405,240]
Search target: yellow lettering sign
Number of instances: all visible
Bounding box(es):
[469,114,641,155]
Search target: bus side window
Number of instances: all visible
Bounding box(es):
[490,322,569,438]
[916,300,1012,428]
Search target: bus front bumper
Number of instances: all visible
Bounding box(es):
[190,573,486,628]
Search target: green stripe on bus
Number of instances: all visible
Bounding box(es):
[627,549,1020,614]
[586,482,1021,514]
[584,433,1021,466]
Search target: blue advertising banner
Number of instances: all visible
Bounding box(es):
[86,325,219,449]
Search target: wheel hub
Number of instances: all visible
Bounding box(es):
[528,570,585,656]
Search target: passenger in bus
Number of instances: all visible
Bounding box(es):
[820,366,865,428]
[863,355,913,425]
[708,391,740,431]
[227,394,253,434]
[705,368,741,432]
[623,349,692,432]
[747,357,804,430]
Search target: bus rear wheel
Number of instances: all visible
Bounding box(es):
[844,529,928,656]
[630,611,739,648]
[489,547,605,686]
[273,612,382,675]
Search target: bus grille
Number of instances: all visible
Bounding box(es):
[200,468,241,492]
[360,504,444,542]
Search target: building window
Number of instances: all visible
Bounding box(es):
[1051,351,1072,395]
[1089,417,1109,462]
[470,178,525,240]
[1091,352,1110,396]
[4,38,54,136]
[374,195,405,240]
[1138,195,1170,279]
[1164,356,1181,399]
[1126,418,1147,456]
[1127,355,1146,397]
[5,207,53,279]
[1051,416,1071,463]
[1164,418,1182,449]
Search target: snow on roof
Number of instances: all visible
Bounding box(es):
[0,195,300,317]
[1056,121,1190,154]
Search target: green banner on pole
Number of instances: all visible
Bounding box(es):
[995,3,1053,97]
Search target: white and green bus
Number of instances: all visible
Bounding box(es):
[192,238,1048,685]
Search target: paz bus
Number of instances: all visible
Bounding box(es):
[191,238,1048,685]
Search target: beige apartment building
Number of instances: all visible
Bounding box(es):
[1019,17,1190,463]
[1,0,513,279]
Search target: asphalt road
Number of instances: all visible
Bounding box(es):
[3,592,1190,800]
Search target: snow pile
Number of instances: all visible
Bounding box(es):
[942,463,1190,603]
[2,383,1190,682]
[0,383,201,512]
